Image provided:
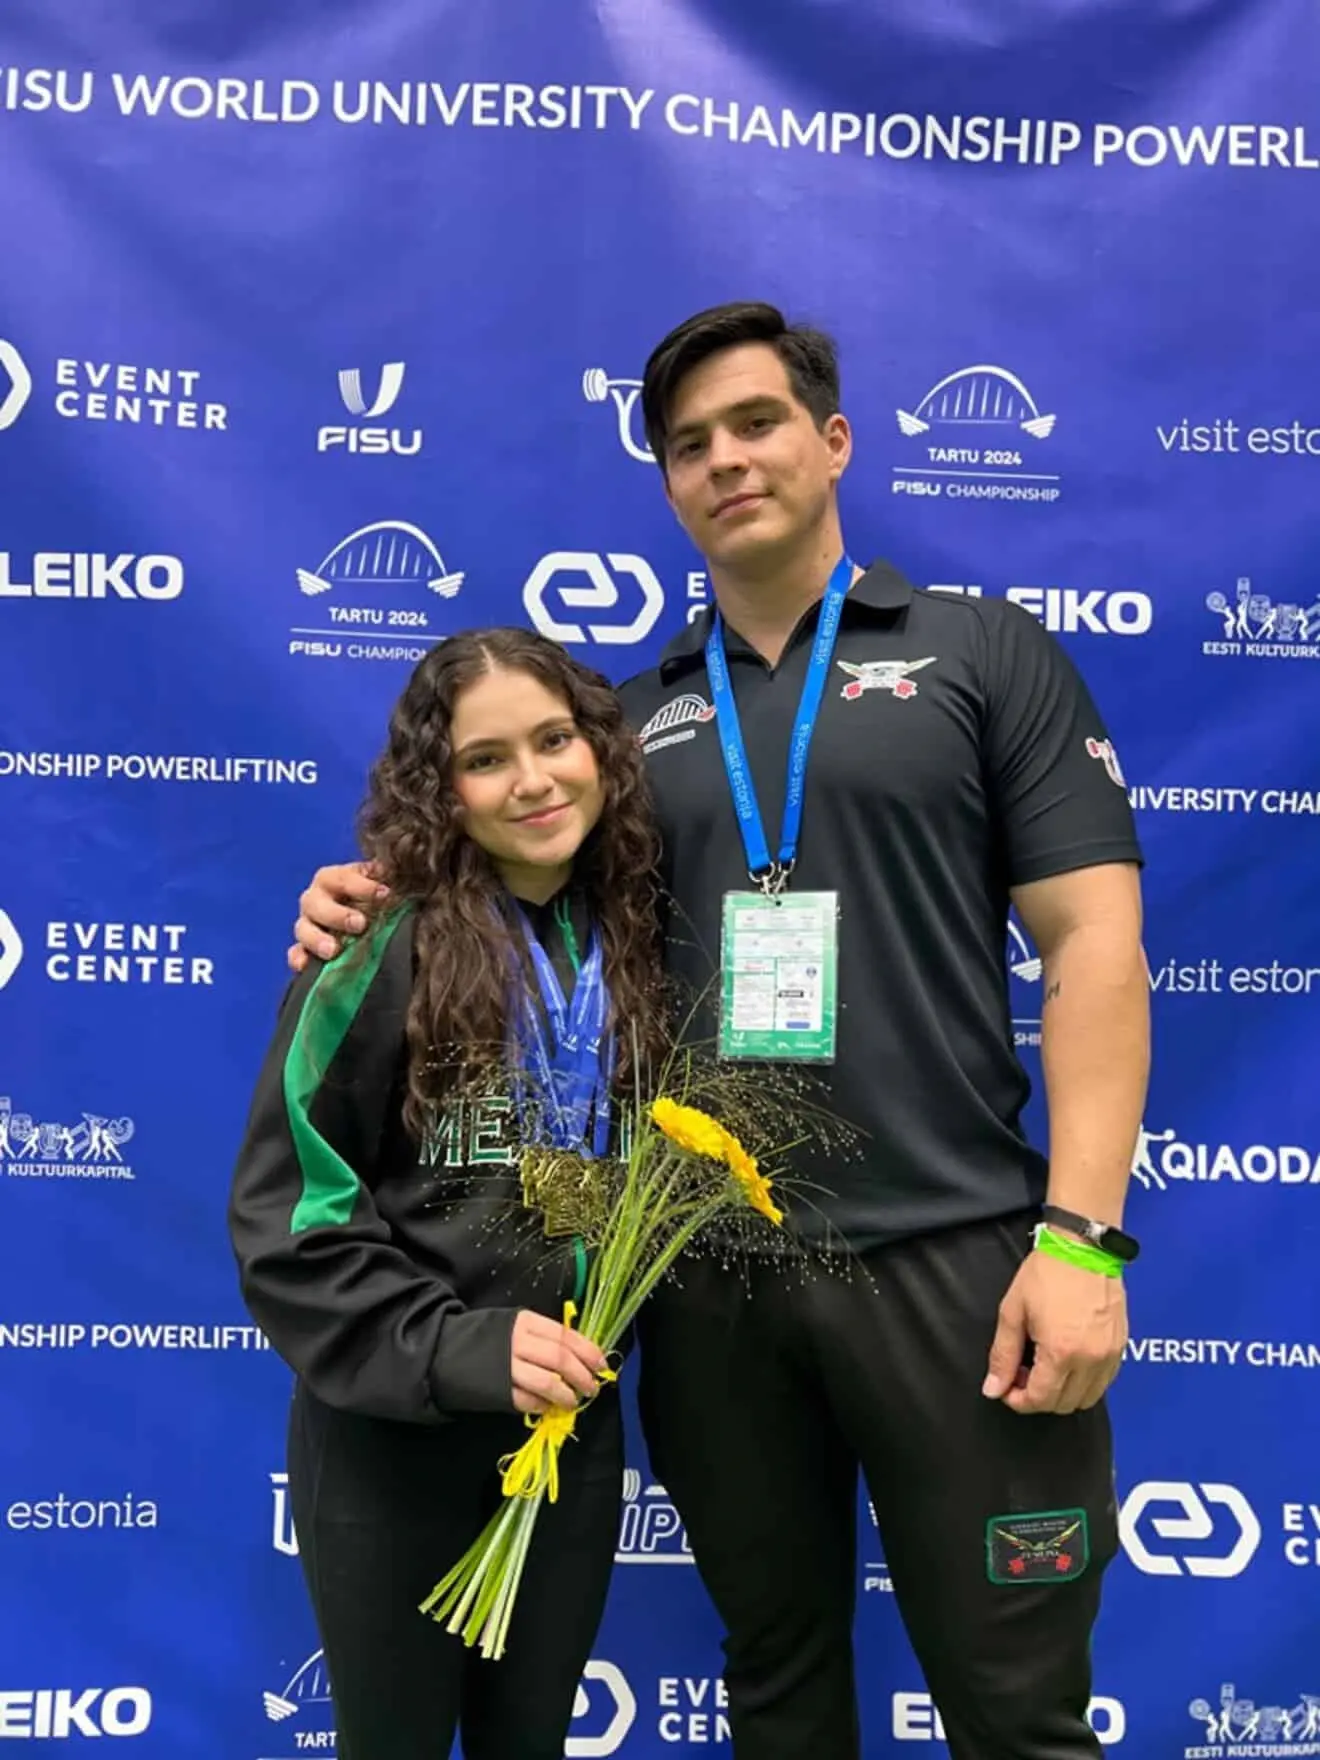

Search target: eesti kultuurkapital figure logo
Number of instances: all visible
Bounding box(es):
[892,362,1061,505]
[1186,1682,1320,1757]
[0,1096,135,1181]
[1203,574,1320,660]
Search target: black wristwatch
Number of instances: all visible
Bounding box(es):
[1039,1204,1141,1265]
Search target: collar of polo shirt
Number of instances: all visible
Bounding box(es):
[658,560,913,678]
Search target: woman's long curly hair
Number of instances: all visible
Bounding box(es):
[356,627,667,1137]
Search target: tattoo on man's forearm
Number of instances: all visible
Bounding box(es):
[1042,980,1062,1007]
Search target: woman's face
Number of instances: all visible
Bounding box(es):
[449,665,605,898]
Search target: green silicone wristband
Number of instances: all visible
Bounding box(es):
[1034,1225,1124,1279]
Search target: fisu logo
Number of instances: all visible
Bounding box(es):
[317,362,422,455]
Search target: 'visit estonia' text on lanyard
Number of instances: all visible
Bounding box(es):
[702,554,851,1062]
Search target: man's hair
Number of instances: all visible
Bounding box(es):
[641,301,841,465]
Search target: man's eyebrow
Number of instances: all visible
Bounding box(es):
[667,394,790,445]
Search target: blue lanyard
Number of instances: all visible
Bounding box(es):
[509,905,613,1157]
[704,554,854,893]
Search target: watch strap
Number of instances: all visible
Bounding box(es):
[1040,1204,1140,1264]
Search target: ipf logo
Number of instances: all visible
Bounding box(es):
[615,1469,693,1563]
[582,369,653,463]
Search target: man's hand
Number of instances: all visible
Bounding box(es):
[510,1311,609,1416]
[289,862,390,972]
[982,1247,1127,1415]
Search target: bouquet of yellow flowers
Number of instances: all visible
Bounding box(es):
[418,1082,787,1660]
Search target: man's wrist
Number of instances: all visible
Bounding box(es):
[1033,1224,1125,1279]
[1040,1202,1140,1265]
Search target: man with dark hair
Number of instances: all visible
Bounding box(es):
[291,300,1149,1759]
[640,301,843,457]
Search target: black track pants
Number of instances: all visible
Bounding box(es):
[288,1380,622,1759]
[638,1212,1119,1759]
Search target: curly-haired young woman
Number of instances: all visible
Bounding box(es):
[229,628,668,1760]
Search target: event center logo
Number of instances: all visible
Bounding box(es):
[316,362,422,456]
[1120,1480,1260,1579]
[1203,575,1320,659]
[567,1663,636,1758]
[582,369,654,463]
[0,339,32,430]
[0,1097,135,1181]
[0,338,225,432]
[1186,1683,1320,1756]
[892,363,1061,503]
[0,910,22,988]
[523,552,665,646]
[290,520,464,663]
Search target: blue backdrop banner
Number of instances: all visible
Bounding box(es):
[1,2,1317,1753]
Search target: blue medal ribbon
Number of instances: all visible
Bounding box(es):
[509,903,613,1157]
[704,554,854,893]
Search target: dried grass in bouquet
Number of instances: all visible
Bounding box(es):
[418,1046,820,1660]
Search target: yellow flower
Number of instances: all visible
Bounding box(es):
[650,1099,784,1227]
[723,1137,784,1227]
[650,1098,730,1162]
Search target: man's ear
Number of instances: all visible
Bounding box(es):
[824,412,852,483]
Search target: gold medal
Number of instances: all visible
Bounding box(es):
[520,1147,613,1241]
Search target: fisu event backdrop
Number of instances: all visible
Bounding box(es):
[0,2,1317,1753]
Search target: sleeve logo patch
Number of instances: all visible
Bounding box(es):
[1085,736,1126,787]
[986,1508,1089,1584]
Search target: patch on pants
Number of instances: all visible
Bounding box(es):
[986,1508,1089,1584]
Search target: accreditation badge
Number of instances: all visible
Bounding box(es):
[718,890,839,1062]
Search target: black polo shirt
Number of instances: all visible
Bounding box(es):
[617,560,1143,1250]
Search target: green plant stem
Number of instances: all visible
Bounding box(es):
[482,1490,543,1659]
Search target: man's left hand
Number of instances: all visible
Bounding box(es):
[981,1247,1128,1415]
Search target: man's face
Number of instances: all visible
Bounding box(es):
[660,343,850,568]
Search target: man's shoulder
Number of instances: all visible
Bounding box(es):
[905,587,1064,674]
[614,663,669,723]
